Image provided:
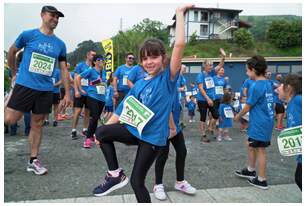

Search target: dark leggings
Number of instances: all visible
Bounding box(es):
[155,131,187,184]
[295,163,302,191]
[86,97,105,138]
[95,123,161,203]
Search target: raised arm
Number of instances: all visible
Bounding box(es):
[214,48,226,72]
[170,4,194,80]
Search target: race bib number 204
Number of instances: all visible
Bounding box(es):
[277,126,302,156]
[119,96,154,135]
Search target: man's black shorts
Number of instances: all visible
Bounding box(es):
[73,95,89,108]
[7,84,53,114]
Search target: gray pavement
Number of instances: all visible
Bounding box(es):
[4,109,302,203]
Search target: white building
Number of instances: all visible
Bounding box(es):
[168,7,251,45]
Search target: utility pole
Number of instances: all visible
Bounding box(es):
[117,17,123,68]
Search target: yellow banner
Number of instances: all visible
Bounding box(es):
[101,39,114,79]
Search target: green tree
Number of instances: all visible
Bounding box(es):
[188,32,198,46]
[233,28,254,49]
[267,20,302,48]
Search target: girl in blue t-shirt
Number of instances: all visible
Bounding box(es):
[92,5,194,203]
[277,74,302,191]
[186,95,196,122]
[234,55,274,190]
[217,93,234,142]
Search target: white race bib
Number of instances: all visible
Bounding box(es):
[123,75,128,86]
[205,77,215,89]
[192,90,198,95]
[29,52,55,76]
[215,86,224,95]
[52,78,56,84]
[96,84,106,95]
[81,79,89,86]
[240,103,249,121]
[224,107,234,118]
[119,96,155,135]
[277,126,302,156]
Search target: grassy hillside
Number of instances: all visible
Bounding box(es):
[182,39,301,58]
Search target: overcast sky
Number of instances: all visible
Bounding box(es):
[4,2,302,52]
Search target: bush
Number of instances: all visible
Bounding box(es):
[233,28,254,49]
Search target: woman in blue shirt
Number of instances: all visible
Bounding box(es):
[277,74,302,191]
[76,54,107,149]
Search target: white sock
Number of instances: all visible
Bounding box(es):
[72,128,76,132]
[247,166,255,172]
[108,168,121,177]
[258,176,266,181]
[83,128,87,132]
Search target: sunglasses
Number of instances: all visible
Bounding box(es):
[96,58,104,61]
[128,57,135,60]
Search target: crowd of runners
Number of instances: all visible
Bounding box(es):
[4,4,302,203]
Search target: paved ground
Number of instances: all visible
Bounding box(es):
[4,109,302,203]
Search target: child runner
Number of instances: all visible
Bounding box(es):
[92,4,194,202]
[153,87,196,201]
[217,93,234,141]
[76,54,107,149]
[277,74,302,191]
[234,55,274,190]
[186,95,196,122]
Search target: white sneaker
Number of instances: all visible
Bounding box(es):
[153,184,167,200]
[217,136,222,142]
[224,136,232,141]
[189,120,192,123]
[174,180,196,195]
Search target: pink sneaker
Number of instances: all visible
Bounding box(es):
[83,138,92,148]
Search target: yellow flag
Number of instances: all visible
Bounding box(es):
[101,39,114,79]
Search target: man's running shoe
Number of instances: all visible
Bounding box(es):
[235,167,256,179]
[26,159,48,175]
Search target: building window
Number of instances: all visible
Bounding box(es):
[267,65,276,73]
[200,25,208,36]
[291,65,302,74]
[194,11,198,22]
[189,66,202,73]
[200,11,208,22]
[277,65,290,73]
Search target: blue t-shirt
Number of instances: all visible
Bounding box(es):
[114,64,133,94]
[172,89,182,134]
[79,68,107,102]
[241,78,255,97]
[52,68,61,94]
[190,85,198,95]
[286,95,302,163]
[177,74,186,99]
[186,100,196,112]
[128,65,148,84]
[246,80,274,142]
[213,75,227,100]
[74,62,91,96]
[15,28,66,91]
[115,66,179,146]
[218,103,233,128]
[196,70,216,101]
[105,85,114,106]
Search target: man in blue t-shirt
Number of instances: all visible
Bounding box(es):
[127,64,148,88]
[71,50,96,139]
[5,5,71,176]
[113,52,135,107]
